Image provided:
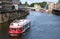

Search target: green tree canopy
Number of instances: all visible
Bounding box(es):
[29,2,47,8]
[40,2,47,8]
[29,3,35,7]
[23,1,29,6]
[58,0,60,2]
[20,1,22,5]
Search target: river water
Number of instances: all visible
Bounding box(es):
[1,11,60,39]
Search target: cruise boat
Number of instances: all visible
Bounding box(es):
[9,19,31,36]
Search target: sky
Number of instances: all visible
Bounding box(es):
[20,0,58,4]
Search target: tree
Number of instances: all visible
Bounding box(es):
[58,0,60,2]
[40,2,47,8]
[29,2,47,8]
[29,3,35,7]
[20,1,22,5]
[24,1,29,6]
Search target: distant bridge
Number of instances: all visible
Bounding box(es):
[24,7,37,11]
[19,5,43,11]
[19,6,36,11]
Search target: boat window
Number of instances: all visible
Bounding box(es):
[20,28,22,30]
[23,23,29,29]
[11,28,16,30]
[18,24,20,26]
[11,28,22,30]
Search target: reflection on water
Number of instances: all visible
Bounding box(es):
[9,36,23,39]
[0,21,10,39]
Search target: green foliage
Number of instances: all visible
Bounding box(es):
[29,2,47,8]
[58,0,60,2]
[40,2,47,8]
[20,1,22,5]
[23,1,29,6]
[29,3,35,7]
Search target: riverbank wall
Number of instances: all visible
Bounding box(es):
[0,10,29,32]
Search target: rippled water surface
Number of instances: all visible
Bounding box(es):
[1,11,60,39]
